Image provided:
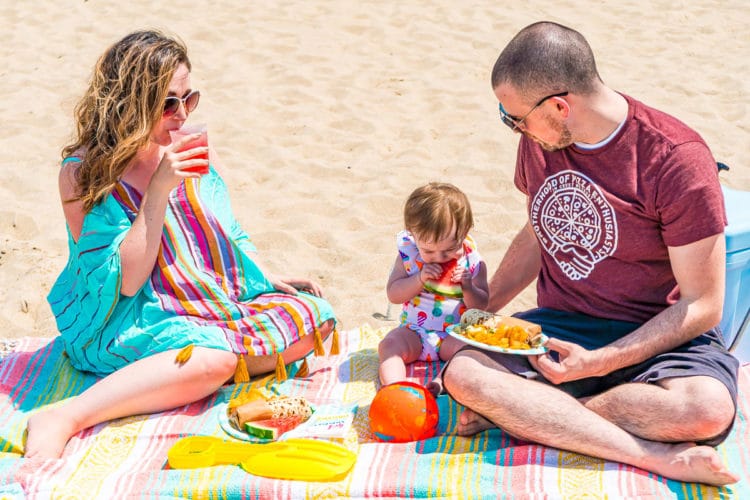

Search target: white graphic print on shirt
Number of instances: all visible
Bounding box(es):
[530,170,618,280]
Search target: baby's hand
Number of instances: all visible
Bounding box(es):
[420,263,443,282]
[452,266,471,284]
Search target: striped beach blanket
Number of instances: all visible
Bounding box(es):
[0,326,748,499]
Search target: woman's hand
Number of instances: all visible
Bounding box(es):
[269,275,324,297]
[148,133,208,195]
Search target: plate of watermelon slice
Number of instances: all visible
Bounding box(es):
[218,403,313,442]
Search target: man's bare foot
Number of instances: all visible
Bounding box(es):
[456,408,495,436]
[642,441,739,486]
[24,408,78,459]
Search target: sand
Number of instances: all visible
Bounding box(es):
[1,0,748,339]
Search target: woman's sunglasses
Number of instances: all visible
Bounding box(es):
[163,90,200,117]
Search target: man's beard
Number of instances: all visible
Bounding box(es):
[536,118,573,152]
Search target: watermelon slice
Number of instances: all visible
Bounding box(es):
[423,259,463,298]
[244,415,308,440]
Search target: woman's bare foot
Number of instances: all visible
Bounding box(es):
[642,441,739,486]
[456,408,495,436]
[24,408,78,459]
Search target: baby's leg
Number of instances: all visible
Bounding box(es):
[25,347,237,459]
[439,335,465,361]
[426,334,466,396]
[378,325,423,386]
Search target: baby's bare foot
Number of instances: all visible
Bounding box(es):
[456,408,495,436]
[643,442,739,486]
[24,409,77,459]
[425,378,443,398]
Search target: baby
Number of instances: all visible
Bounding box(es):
[378,182,489,386]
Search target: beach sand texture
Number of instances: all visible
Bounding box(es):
[1,1,748,339]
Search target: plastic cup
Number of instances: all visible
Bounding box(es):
[170,123,210,174]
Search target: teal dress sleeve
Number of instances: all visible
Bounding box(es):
[47,194,132,351]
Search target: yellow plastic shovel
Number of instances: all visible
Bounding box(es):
[167,436,356,482]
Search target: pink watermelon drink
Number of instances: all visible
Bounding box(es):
[423,259,464,298]
[169,123,210,174]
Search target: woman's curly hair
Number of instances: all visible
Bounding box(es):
[62,30,190,212]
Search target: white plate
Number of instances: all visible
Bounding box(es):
[217,401,323,442]
[446,325,549,355]
[217,402,271,442]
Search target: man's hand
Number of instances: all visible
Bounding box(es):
[529,337,605,384]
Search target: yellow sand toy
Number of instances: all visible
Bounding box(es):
[167,436,356,482]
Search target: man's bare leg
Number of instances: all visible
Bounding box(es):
[443,350,738,486]
[583,376,735,442]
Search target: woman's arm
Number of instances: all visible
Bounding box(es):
[249,252,325,297]
[117,186,172,296]
[60,163,174,297]
[61,136,207,297]
[118,142,207,296]
[59,163,87,242]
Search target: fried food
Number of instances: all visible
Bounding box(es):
[456,309,543,350]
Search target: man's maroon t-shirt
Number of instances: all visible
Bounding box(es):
[514,94,726,323]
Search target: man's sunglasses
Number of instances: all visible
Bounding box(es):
[498,91,568,131]
[163,90,200,117]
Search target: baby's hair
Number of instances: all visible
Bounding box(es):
[404,182,473,243]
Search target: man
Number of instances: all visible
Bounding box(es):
[441,21,739,486]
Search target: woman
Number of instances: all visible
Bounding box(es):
[26,30,336,459]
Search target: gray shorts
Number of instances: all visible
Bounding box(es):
[446,308,740,446]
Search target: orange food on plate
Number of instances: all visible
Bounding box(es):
[457,311,542,350]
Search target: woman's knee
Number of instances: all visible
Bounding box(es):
[190,348,237,382]
[319,319,334,336]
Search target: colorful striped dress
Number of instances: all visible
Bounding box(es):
[47,160,335,376]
